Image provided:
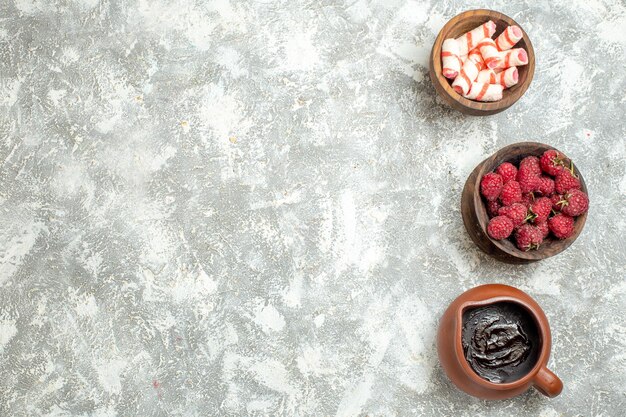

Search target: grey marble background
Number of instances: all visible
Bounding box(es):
[1,0,625,416]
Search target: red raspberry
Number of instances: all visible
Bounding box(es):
[498,203,527,226]
[536,221,550,238]
[551,194,564,211]
[487,216,514,240]
[529,197,552,224]
[540,150,567,176]
[515,224,543,251]
[537,176,555,196]
[519,156,541,176]
[521,192,535,208]
[499,180,522,206]
[555,168,581,194]
[548,214,575,239]
[560,190,589,217]
[486,200,501,218]
[517,166,542,193]
[480,172,503,201]
[496,162,518,184]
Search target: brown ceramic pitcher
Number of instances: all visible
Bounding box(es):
[437,284,563,399]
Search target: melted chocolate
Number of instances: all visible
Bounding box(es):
[462,302,540,383]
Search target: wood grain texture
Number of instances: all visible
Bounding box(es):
[429,9,535,116]
[461,142,588,264]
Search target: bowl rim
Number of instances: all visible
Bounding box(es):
[472,142,588,260]
[430,9,535,113]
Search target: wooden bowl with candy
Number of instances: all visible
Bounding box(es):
[430,9,535,116]
[461,142,589,264]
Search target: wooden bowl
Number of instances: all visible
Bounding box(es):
[430,9,535,116]
[461,142,588,264]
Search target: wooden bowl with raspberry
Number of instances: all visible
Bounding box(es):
[461,142,589,264]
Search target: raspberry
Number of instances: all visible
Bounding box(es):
[496,162,518,184]
[548,214,575,239]
[498,203,527,226]
[537,176,555,196]
[514,224,543,251]
[487,216,515,240]
[499,181,522,206]
[551,194,564,211]
[480,172,503,201]
[519,156,541,176]
[536,221,550,238]
[521,192,535,208]
[528,197,552,224]
[555,168,581,194]
[560,190,589,217]
[486,200,501,218]
[540,150,567,176]
[517,166,542,193]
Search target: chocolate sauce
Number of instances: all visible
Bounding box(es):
[462,302,540,383]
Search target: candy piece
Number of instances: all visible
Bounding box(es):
[495,25,523,51]
[476,69,497,84]
[496,67,519,88]
[494,48,528,70]
[455,20,497,56]
[464,82,504,102]
[451,59,480,95]
[477,67,518,88]
[476,37,502,69]
[467,48,485,71]
[441,38,463,79]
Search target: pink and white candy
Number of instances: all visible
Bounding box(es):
[452,59,480,96]
[441,38,463,79]
[455,20,497,56]
[467,48,485,71]
[495,67,519,88]
[464,82,504,102]
[495,25,523,51]
[494,48,528,70]
[476,67,519,88]
[476,69,497,84]
[439,22,527,102]
[476,37,501,69]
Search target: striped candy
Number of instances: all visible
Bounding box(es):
[476,37,501,69]
[439,20,528,102]
[441,38,463,79]
[494,48,528,70]
[455,20,497,56]
[452,59,480,95]
[495,25,523,51]
[476,67,519,89]
[464,82,504,102]
[476,69,497,84]
[467,48,485,71]
[496,67,519,88]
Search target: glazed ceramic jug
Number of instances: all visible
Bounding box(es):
[437,284,563,399]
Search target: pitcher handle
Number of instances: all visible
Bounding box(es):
[534,366,563,397]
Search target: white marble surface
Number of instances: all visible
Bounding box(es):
[0,0,625,416]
